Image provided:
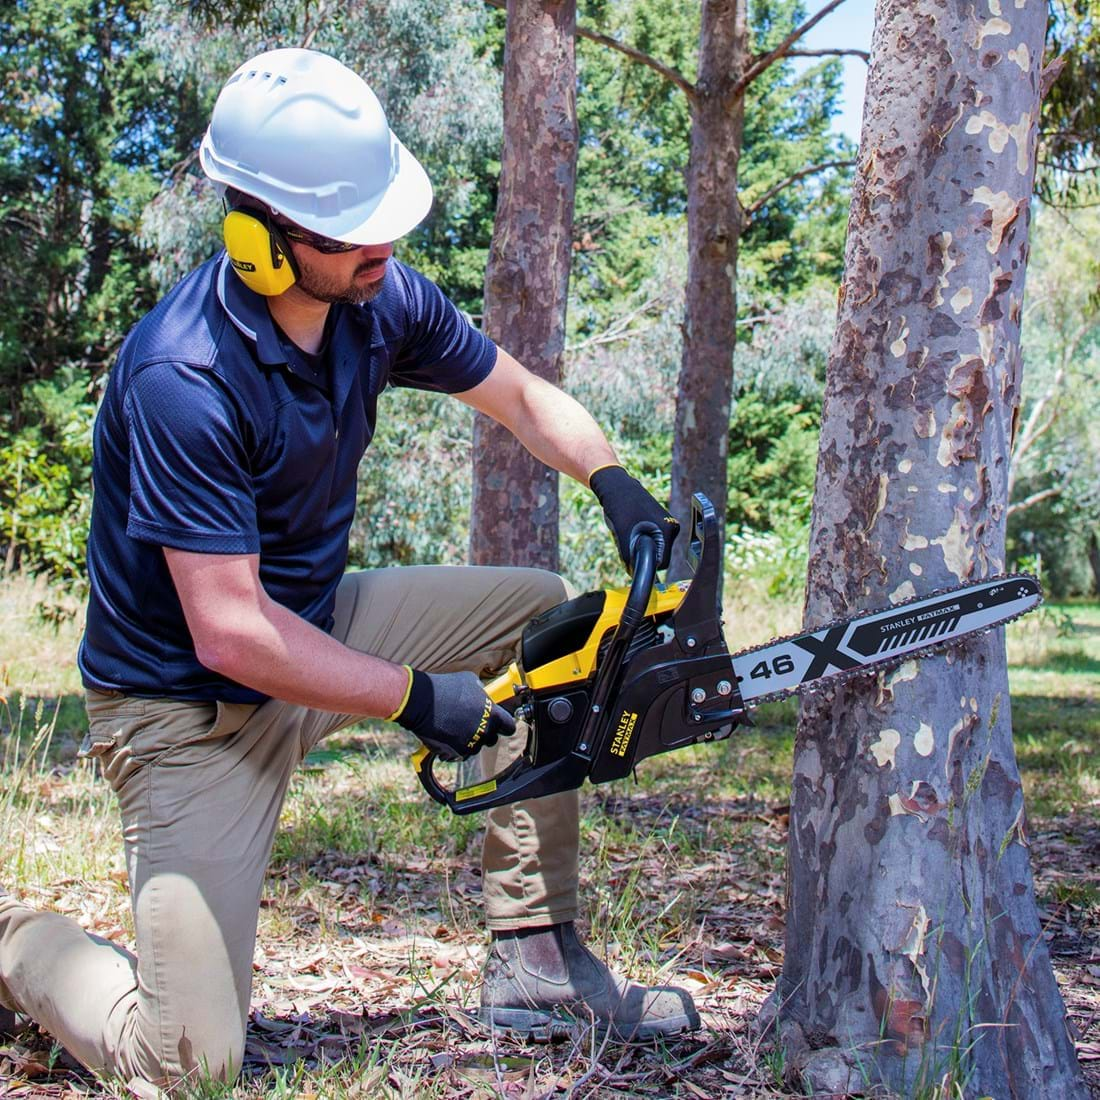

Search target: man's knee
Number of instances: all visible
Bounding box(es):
[518,567,573,613]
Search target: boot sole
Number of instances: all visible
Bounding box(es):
[479,1005,701,1043]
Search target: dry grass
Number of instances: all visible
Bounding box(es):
[0,571,84,698]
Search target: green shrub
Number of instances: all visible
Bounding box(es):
[0,374,95,585]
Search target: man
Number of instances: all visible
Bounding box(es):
[0,48,698,1091]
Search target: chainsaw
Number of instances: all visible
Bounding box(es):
[413,493,1041,814]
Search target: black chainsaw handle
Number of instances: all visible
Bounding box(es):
[412,741,591,815]
[579,532,658,732]
[411,533,661,814]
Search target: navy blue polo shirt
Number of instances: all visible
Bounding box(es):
[78,253,496,702]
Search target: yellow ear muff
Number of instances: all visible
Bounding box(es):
[223,209,298,296]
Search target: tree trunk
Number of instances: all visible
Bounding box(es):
[1088,530,1100,597]
[668,0,748,581]
[777,1,1087,1096]
[470,0,577,571]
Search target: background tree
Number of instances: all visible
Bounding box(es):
[668,0,750,579]
[775,0,1088,1095]
[667,0,853,577]
[470,0,578,571]
[479,0,853,578]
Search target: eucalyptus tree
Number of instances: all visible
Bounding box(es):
[470,0,578,571]
[476,0,853,575]
[775,0,1088,1094]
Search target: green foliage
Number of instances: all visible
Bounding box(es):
[1008,207,1100,596]
[0,0,200,577]
[722,392,820,598]
[0,0,197,398]
[349,388,474,571]
[139,0,503,312]
[0,373,94,582]
[569,0,852,339]
[726,393,819,532]
[737,0,855,302]
[1038,0,1100,205]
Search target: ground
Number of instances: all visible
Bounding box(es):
[0,576,1096,1098]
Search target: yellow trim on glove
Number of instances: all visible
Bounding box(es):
[586,462,625,487]
[385,665,415,722]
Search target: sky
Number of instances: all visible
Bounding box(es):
[794,0,876,144]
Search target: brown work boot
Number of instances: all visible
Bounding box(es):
[479,922,700,1041]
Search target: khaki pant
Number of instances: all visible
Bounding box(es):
[0,566,579,1090]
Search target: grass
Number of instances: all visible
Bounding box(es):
[0,572,1096,1098]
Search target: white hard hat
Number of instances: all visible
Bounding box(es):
[199,48,433,244]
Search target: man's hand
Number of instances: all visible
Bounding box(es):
[391,668,516,761]
[589,465,679,571]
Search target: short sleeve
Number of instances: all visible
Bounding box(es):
[123,362,260,554]
[387,265,498,393]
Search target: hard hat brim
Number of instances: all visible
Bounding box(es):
[200,130,434,246]
[323,135,434,245]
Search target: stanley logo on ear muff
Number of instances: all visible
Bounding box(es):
[223,208,299,296]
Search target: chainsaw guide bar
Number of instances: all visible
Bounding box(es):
[412,494,1042,814]
[730,572,1042,709]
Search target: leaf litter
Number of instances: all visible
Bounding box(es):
[0,746,1096,1097]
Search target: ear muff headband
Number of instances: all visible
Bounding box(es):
[223,208,299,296]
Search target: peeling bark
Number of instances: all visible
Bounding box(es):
[668,0,748,580]
[777,1,1087,1096]
[471,0,577,570]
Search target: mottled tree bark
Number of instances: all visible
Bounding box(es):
[668,0,748,580]
[777,1,1087,1096]
[470,0,577,570]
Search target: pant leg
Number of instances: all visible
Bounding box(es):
[0,691,303,1089]
[303,565,581,930]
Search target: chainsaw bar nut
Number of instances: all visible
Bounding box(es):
[690,688,707,704]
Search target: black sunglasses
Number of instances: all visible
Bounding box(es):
[278,223,363,254]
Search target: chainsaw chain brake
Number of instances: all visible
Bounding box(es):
[728,572,1044,711]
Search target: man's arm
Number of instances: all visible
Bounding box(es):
[164,549,514,759]
[457,347,617,485]
[164,548,410,715]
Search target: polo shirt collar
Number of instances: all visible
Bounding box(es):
[215,252,287,366]
[214,253,371,415]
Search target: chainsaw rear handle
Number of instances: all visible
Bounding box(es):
[411,531,661,814]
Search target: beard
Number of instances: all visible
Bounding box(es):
[295,257,388,305]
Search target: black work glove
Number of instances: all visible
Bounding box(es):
[391,667,515,762]
[589,464,679,571]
